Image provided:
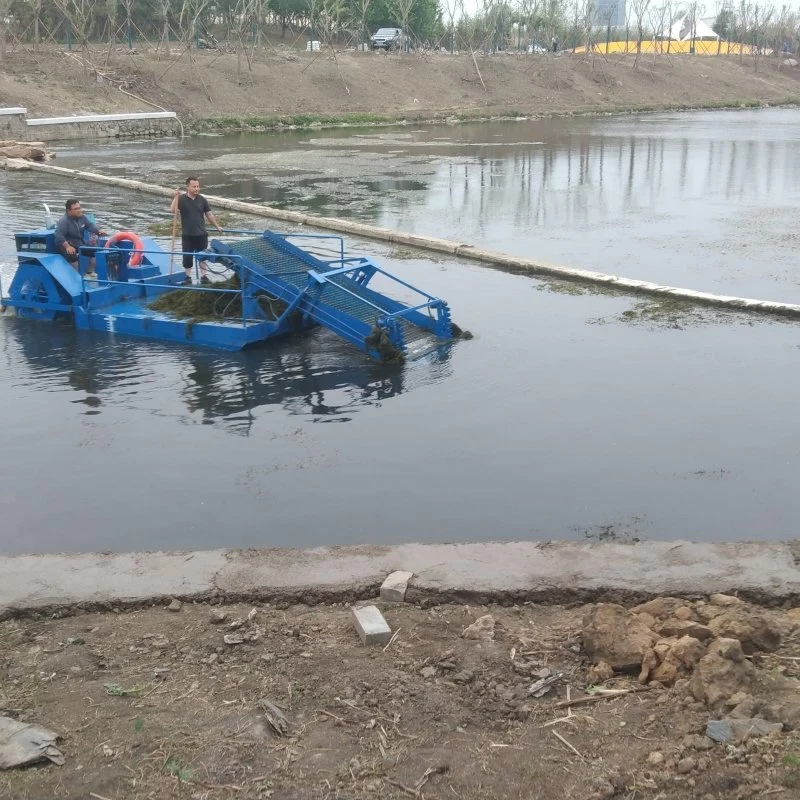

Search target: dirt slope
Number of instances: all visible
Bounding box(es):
[2,596,800,799]
[1,44,799,127]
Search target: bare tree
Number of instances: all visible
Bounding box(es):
[390,0,414,49]
[750,2,774,70]
[0,0,11,57]
[32,0,43,50]
[353,0,373,49]
[581,0,596,57]
[738,0,751,64]
[649,2,669,62]
[122,0,134,46]
[631,0,652,66]
[53,0,96,49]
[158,0,172,54]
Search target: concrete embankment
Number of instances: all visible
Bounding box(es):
[2,540,799,616]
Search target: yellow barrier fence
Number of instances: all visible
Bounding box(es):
[574,40,761,56]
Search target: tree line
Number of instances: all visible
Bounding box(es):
[1,0,799,58]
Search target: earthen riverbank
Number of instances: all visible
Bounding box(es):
[2,541,800,799]
[1,46,799,133]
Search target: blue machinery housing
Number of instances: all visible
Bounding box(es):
[0,228,454,361]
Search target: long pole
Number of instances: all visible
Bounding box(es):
[169,193,179,274]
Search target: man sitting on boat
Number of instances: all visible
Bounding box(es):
[54,199,107,276]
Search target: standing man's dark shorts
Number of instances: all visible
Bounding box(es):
[181,233,209,270]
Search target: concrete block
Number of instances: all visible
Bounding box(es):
[380,570,413,602]
[352,604,392,645]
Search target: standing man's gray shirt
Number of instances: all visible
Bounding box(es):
[54,213,99,250]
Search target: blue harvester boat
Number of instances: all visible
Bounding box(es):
[0,226,455,362]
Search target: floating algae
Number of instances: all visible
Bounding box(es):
[148,275,288,323]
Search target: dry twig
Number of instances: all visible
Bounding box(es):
[551,730,583,759]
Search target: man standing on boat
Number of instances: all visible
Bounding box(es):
[170,177,223,286]
[54,199,106,275]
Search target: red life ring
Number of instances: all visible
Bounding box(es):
[106,231,144,267]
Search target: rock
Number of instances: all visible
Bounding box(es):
[783,57,798,66]
[420,666,436,679]
[582,603,658,670]
[707,607,782,653]
[690,638,755,708]
[209,608,227,623]
[674,606,694,621]
[657,619,713,641]
[676,756,696,774]
[648,635,707,686]
[639,648,660,684]
[631,597,686,619]
[351,605,392,646]
[709,593,741,607]
[694,604,726,623]
[787,607,800,626]
[223,633,245,645]
[587,660,615,684]
[380,570,413,602]
[682,734,714,751]
[647,751,665,765]
[0,716,65,768]
[706,718,783,743]
[728,694,758,719]
[635,611,657,629]
[167,598,182,612]
[462,614,495,641]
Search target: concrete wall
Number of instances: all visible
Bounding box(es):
[0,108,28,140]
[25,111,180,142]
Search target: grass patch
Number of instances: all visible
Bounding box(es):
[195,111,399,132]
[191,98,800,135]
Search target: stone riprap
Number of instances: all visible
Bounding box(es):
[0,109,180,142]
[26,112,180,142]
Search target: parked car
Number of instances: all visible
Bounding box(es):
[371,28,404,50]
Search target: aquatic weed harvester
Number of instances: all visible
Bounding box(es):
[0,223,456,362]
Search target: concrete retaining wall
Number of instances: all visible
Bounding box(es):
[1,540,799,615]
[0,107,28,139]
[26,111,180,142]
[0,108,179,142]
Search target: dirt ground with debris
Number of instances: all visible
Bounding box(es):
[2,595,800,800]
[1,44,800,127]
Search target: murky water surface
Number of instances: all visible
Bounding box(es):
[2,109,800,554]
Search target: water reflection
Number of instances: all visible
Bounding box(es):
[2,317,450,435]
[22,110,800,303]
[179,344,412,434]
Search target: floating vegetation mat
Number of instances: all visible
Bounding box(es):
[148,276,288,323]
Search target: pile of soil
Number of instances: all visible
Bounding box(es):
[1,596,799,799]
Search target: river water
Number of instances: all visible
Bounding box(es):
[1,108,799,554]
